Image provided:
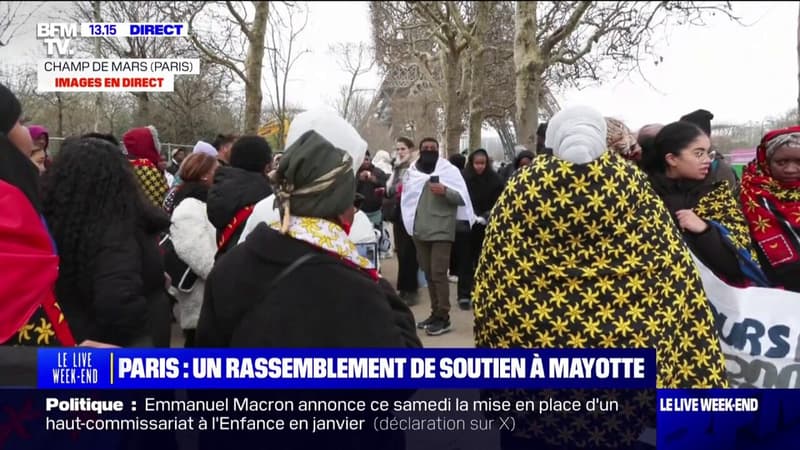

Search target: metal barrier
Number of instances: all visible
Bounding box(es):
[45,137,193,160]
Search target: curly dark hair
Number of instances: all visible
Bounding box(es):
[42,137,145,294]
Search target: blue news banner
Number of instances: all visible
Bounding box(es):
[0,348,796,449]
[37,348,655,389]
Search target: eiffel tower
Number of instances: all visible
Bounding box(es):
[370,64,560,136]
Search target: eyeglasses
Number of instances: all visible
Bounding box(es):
[690,149,715,161]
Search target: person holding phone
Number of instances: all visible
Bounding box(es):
[400,138,475,336]
[356,150,389,229]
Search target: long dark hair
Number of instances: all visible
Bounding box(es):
[643,121,705,174]
[42,137,145,294]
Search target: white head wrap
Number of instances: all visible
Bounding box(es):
[545,105,608,164]
[286,107,368,174]
[193,140,218,157]
[372,149,393,173]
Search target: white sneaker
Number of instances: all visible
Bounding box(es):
[448,275,458,283]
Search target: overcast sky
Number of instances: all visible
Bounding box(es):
[1,1,796,132]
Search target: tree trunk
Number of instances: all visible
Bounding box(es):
[55,93,64,136]
[343,71,359,122]
[135,93,150,125]
[467,56,484,152]
[442,51,465,156]
[514,1,542,150]
[468,1,492,152]
[243,1,269,134]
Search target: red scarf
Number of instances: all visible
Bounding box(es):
[740,126,800,268]
[0,181,70,344]
[218,205,255,250]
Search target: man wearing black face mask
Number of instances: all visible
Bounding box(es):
[400,138,475,336]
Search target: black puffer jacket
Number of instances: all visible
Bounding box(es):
[196,223,422,349]
[206,166,272,257]
[56,204,171,347]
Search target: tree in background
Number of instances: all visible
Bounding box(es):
[330,41,375,129]
[371,2,472,156]
[74,1,195,125]
[0,2,42,48]
[513,1,738,150]
[166,1,269,134]
[372,1,556,157]
[265,1,309,150]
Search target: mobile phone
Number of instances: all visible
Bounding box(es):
[430,175,439,183]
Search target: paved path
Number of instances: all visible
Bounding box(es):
[380,256,475,348]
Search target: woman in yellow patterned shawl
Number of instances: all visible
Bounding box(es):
[474,106,727,449]
[643,121,766,287]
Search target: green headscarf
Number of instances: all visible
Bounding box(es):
[272,130,355,231]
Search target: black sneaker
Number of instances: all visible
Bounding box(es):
[425,319,452,336]
[458,298,471,310]
[417,316,436,329]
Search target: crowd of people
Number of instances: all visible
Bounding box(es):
[2,79,800,382]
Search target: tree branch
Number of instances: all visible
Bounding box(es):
[542,1,592,56]
[554,25,626,65]
[225,1,255,42]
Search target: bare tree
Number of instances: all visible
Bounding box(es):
[514,1,738,149]
[332,84,373,129]
[0,2,42,47]
[165,1,269,134]
[265,2,309,150]
[461,1,493,151]
[329,41,376,127]
[154,65,235,143]
[102,93,136,137]
[371,2,473,156]
[371,1,561,158]
[74,1,194,125]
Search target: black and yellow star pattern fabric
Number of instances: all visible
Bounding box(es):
[695,180,761,266]
[132,158,169,208]
[11,301,69,347]
[473,151,727,447]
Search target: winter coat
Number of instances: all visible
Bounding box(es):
[356,164,388,213]
[412,187,464,242]
[169,184,216,330]
[463,157,504,220]
[206,166,272,257]
[55,204,171,347]
[195,223,422,348]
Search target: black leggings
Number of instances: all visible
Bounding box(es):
[457,225,486,299]
[393,220,419,293]
[183,329,196,348]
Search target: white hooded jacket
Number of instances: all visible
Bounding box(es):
[169,197,216,330]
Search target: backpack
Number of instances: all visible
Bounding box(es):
[159,233,198,292]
